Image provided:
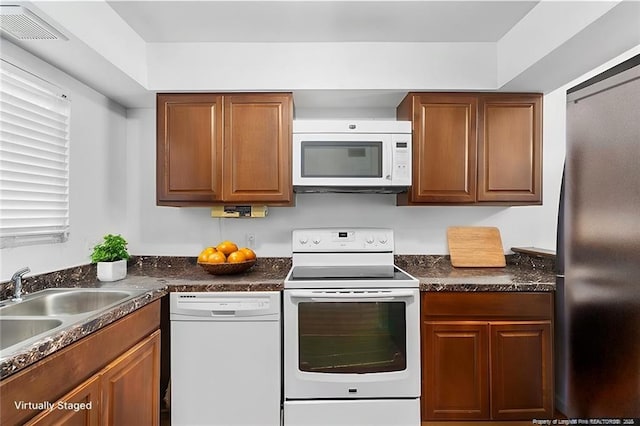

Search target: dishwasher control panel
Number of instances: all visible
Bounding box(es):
[170,292,280,320]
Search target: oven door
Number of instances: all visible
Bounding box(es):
[284,288,420,399]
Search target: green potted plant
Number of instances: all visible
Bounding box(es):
[91,234,130,282]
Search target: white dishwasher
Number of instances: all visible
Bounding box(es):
[170,291,281,426]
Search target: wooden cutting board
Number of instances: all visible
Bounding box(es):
[447,226,506,267]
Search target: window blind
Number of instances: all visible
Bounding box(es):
[0,60,70,248]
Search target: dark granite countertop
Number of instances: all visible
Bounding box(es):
[1,253,555,299]
[127,253,555,293]
[396,254,556,292]
[0,252,555,379]
[128,256,290,292]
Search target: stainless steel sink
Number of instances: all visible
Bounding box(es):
[0,318,63,351]
[0,288,148,357]
[0,289,136,316]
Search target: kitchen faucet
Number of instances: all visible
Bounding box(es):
[11,267,30,302]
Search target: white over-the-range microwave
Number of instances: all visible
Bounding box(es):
[292,120,412,193]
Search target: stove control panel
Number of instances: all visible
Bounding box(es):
[292,228,394,252]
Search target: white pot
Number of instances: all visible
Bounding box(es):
[97,259,127,282]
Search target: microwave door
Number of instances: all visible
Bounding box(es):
[293,134,391,187]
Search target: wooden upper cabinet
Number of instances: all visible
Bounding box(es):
[156,93,222,205]
[156,93,293,206]
[223,94,293,203]
[478,94,542,203]
[397,92,542,205]
[157,94,223,204]
[398,93,477,203]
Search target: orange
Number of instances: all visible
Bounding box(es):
[216,240,238,255]
[239,247,256,260]
[206,251,226,264]
[198,247,216,262]
[227,250,247,263]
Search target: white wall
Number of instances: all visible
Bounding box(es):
[125,44,640,259]
[146,42,497,91]
[3,42,638,281]
[0,41,129,282]
[124,100,564,258]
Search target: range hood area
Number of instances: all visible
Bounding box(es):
[293,186,408,194]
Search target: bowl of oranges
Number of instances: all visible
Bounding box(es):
[197,240,257,275]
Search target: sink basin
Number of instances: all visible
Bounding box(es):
[0,288,148,358]
[0,289,136,316]
[0,318,63,351]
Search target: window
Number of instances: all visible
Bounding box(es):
[0,60,70,248]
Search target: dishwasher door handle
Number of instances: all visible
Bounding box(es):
[210,310,236,316]
[171,307,279,319]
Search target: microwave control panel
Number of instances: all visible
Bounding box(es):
[391,135,411,184]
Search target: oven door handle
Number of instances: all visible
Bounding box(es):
[309,297,398,302]
[288,290,416,301]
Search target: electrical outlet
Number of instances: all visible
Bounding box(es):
[246,233,256,249]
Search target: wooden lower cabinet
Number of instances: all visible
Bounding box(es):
[421,293,553,421]
[0,301,161,426]
[25,376,101,426]
[102,330,160,426]
[491,322,553,420]
[422,322,489,420]
[17,331,160,426]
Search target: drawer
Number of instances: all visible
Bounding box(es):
[422,292,553,320]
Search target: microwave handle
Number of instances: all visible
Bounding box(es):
[384,135,393,180]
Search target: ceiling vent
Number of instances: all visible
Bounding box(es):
[0,5,67,41]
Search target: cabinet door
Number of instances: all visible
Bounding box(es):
[477,94,542,203]
[101,330,161,426]
[25,376,101,426]
[422,321,489,420]
[490,321,553,420]
[409,94,478,203]
[223,93,293,203]
[157,94,223,204]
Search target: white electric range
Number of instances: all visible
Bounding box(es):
[283,228,420,426]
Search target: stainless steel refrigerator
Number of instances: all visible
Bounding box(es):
[556,54,640,418]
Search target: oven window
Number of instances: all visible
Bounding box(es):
[301,141,382,178]
[298,302,406,373]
